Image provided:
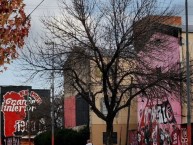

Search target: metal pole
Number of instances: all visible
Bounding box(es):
[27,91,31,145]
[125,105,131,145]
[51,42,55,145]
[185,0,191,144]
[45,42,55,145]
[125,77,133,145]
[0,87,2,145]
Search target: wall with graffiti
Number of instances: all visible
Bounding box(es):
[133,20,183,145]
[0,86,50,145]
[137,93,181,145]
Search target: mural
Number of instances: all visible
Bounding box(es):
[180,125,189,145]
[137,93,181,145]
[129,130,138,145]
[134,19,182,145]
[2,90,42,137]
[0,86,50,145]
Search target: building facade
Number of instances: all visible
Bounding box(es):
[135,16,184,145]
[63,16,188,145]
[180,25,193,145]
[64,95,89,128]
[63,49,138,145]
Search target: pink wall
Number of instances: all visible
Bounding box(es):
[137,32,181,144]
[64,96,76,128]
[138,33,180,70]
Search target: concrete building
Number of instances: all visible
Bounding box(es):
[63,48,138,145]
[63,16,184,145]
[180,25,193,144]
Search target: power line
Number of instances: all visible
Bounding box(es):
[26,7,59,10]
[26,0,45,19]
[25,3,193,9]
[26,5,58,8]
[29,13,193,17]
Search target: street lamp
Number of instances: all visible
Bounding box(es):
[45,42,55,145]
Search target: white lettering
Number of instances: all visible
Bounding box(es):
[2,105,27,112]
[15,120,37,133]
[5,98,12,105]
[4,98,26,106]
[30,91,42,104]
[18,90,29,97]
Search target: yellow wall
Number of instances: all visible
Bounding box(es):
[63,49,138,144]
[90,101,137,126]
[180,32,193,124]
[88,58,138,145]
[89,96,138,145]
[181,32,193,61]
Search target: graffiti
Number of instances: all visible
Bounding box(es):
[138,97,181,145]
[4,137,20,145]
[181,128,188,145]
[30,91,42,104]
[1,90,42,137]
[141,100,175,126]
[131,127,189,145]
[14,120,37,135]
[129,131,138,145]
[159,128,171,145]
[171,124,181,145]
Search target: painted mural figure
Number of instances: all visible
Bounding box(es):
[164,128,171,145]
[152,126,158,145]
[138,128,146,145]
[135,20,182,145]
[159,128,164,145]
[144,125,151,145]
[138,95,181,145]
[181,128,188,145]
[171,124,180,145]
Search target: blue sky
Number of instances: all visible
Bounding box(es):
[0,0,192,89]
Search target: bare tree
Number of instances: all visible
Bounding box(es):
[17,0,191,145]
[27,90,64,133]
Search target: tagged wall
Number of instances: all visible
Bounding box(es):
[137,95,181,145]
[0,86,50,145]
[136,18,181,145]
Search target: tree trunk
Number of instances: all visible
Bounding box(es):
[106,119,114,145]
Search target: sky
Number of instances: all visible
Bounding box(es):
[0,0,192,90]
[0,0,59,89]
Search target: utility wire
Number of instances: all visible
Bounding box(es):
[22,0,45,25]
[26,0,45,19]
